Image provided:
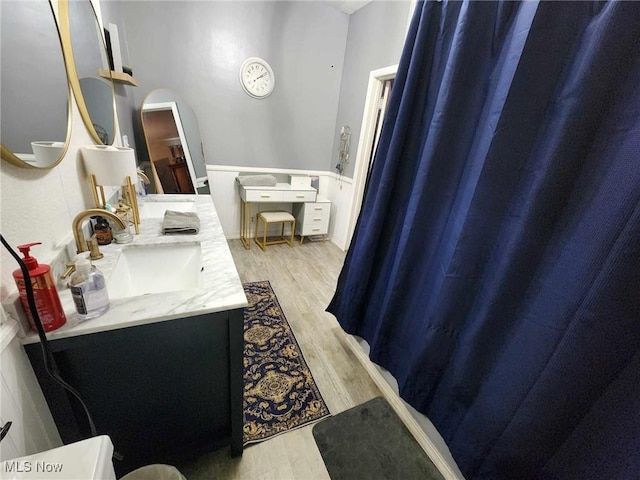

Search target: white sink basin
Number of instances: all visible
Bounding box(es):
[140,201,196,218]
[107,243,203,299]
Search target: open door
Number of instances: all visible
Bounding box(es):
[347,65,398,248]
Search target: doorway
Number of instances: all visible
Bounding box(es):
[366,77,394,179]
[346,65,398,247]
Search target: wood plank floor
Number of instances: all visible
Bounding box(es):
[178,239,382,480]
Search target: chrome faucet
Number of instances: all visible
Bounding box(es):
[72,209,126,254]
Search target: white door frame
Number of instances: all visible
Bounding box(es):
[142,101,198,193]
[346,64,398,248]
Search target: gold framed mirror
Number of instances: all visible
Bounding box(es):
[0,0,71,169]
[59,0,116,145]
[140,89,209,195]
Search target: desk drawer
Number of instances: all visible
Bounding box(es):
[299,221,329,236]
[283,190,316,202]
[303,202,330,216]
[293,200,331,238]
[244,190,284,202]
[299,212,329,229]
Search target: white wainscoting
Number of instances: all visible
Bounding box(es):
[206,165,354,250]
[323,174,354,251]
[0,317,62,461]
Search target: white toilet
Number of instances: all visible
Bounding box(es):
[0,435,116,479]
[0,436,185,480]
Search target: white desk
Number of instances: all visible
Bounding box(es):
[238,182,317,249]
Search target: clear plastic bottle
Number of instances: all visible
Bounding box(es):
[68,255,110,320]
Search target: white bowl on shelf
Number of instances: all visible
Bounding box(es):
[31,141,65,166]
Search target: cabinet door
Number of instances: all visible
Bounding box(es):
[25,310,244,477]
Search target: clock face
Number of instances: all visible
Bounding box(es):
[239,57,275,99]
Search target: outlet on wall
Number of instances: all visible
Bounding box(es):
[122,135,129,147]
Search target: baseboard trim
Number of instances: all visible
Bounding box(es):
[343,333,463,480]
[227,233,342,251]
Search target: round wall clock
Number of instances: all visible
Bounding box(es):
[239,57,275,99]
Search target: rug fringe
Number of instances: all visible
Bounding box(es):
[243,412,331,447]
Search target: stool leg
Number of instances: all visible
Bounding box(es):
[289,220,295,247]
[263,220,268,250]
[253,215,257,245]
[255,215,267,251]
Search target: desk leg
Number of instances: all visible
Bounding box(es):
[240,199,252,250]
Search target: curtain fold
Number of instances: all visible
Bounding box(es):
[328,1,640,478]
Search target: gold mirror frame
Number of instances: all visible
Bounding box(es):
[140,89,207,195]
[0,0,72,169]
[58,0,116,145]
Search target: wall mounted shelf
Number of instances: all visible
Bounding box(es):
[98,68,138,86]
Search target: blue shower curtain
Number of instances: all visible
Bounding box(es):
[327,1,640,478]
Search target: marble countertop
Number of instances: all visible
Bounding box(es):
[21,194,248,345]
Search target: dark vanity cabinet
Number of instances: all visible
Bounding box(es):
[24,309,244,477]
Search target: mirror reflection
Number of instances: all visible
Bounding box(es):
[141,89,209,195]
[0,0,70,168]
[67,0,115,144]
[79,77,115,144]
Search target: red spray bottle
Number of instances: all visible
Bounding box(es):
[12,242,67,332]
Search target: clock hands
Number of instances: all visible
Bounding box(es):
[253,72,268,82]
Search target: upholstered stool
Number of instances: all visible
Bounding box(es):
[254,211,295,251]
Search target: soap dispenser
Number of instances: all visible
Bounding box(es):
[12,242,67,332]
[68,255,110,320]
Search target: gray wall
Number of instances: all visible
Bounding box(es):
[99,0,138,148]
[120,1,349,172]
[331,1,411,178]
[0,1,68,154]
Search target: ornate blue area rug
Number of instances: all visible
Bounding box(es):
[243,281,330,445]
